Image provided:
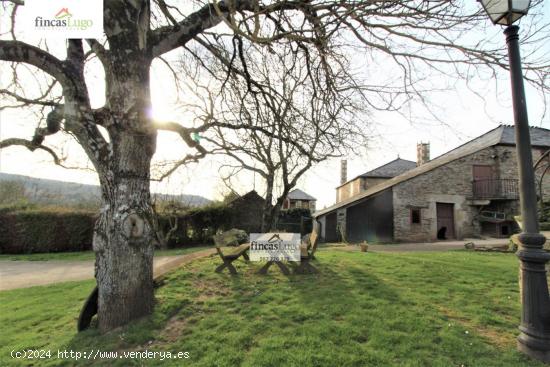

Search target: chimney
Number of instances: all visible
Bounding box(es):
[417,142,430,166]
[340,159,347,185]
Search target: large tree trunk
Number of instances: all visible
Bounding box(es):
[261,179,289,232]
[261,175,275,232]
[263,205,281,232]
[269,196,286,232]
[94,138,155,331]
[93,47,157,331]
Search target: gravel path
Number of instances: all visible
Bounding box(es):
[2,234,547,291]
[0,249,216,291]
[323,238,510,253]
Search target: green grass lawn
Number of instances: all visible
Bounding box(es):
[0,246,210,261]
[0,250,546,366]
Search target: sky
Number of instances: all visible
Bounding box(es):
[1,2,549,209]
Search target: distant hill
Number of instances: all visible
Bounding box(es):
[0,172,211,208]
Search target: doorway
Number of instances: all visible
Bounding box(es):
[473,165,495,197]
[436,203,455,239]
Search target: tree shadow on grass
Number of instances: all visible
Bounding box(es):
[62,253,544,367]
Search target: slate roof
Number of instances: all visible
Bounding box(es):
[287,188,316,201]
[359,158,417,178]
[315,125,550,217]
[336,158,416,189]
[498,125,550,147]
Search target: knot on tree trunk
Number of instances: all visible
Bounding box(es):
[122,211,146,240]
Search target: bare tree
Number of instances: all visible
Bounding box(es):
[184,41,366,231]
[1,1,549,332]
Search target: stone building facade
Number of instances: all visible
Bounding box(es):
[315,126,550,243]
[393,145,526,241]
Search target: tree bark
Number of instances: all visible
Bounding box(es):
[261,178,289,233]
[269,195,287,232]
[261,175,275,232]
[93,49,157,331]
[94,143,155,331]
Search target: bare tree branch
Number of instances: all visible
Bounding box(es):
[0,138,64,166]
[0,40,69,84]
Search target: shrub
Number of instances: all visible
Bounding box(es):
[213,229,249,246]
[508,239,518,253]
[154,203,234,247]
[539,201,550,222]
[0,208,96,254]
[277,208,313,235]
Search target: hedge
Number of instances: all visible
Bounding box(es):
[157,204,233,247]
[0,204,312,253]
[0,208,96,254]
[277,208,313,234]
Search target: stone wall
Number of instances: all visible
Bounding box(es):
[318,215,326,239]
[336,208,347,240]
[533,147,550,202]
[393,145,548,242]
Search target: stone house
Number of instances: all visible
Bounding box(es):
[314,125,550,243]
[282,189,317,213]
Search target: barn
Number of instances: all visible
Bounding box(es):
[315,126,550,243]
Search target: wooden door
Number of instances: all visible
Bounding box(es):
[473,165,494,197]
[436,203,455,239]
[473,165,493,180]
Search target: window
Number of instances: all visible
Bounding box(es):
[411,208,421,224]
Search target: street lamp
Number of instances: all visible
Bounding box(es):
[478,0,550,363]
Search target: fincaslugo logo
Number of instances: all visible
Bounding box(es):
[250,233,301,262]
[21,0,103,38]
[55,8,72,19]
[34,7,93,31]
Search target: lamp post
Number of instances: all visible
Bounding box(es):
[478,0,550,363]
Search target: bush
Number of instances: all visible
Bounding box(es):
[213,229,248,246]
[277,208,312,235]
[539,201,550,222]
[0,208,96,254]
[508,239,518,253]
[279,208,311,221]
[155,203,234,247]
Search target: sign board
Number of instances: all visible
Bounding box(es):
[250,233,301,262]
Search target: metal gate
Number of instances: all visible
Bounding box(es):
[345,189,393,243]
